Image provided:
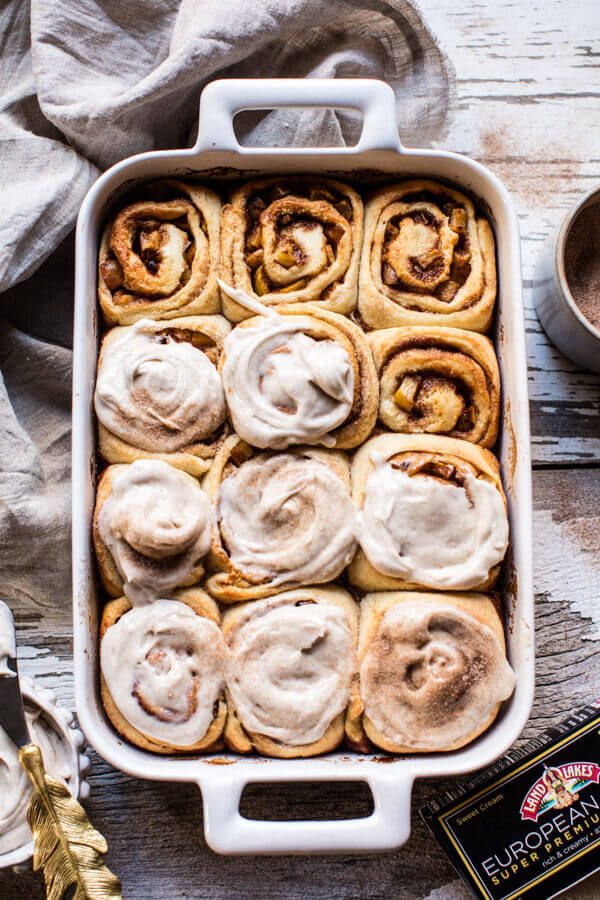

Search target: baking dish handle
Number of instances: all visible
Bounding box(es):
[195,78,402,154]
[199,770,413,855]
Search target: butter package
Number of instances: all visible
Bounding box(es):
[421,703,600,899]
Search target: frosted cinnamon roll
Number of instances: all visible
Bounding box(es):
[220,297,378,450]
[368,326,500,447]
[349,434,508,592]
[222,587,359,758]
[95,316,230,476]
[94,460,212,604]
[359,180,497,332]
[220,177,362,321]
[99,180,221,325]
[100,590,227,754]
[356,592,515,752]
[204,436,357,603]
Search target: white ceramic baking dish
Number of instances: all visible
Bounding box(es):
[72,78,534,855]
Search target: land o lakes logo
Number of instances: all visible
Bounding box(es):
[520,763,600,821]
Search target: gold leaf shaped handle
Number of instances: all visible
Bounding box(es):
[19,744,122,900]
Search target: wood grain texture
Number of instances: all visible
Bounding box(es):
[420,0,600,467]
[2,0,600,896]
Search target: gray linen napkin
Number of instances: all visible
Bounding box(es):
[0,0,454,608]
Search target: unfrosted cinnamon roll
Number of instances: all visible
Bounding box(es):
[204,436,357,603]
[94,460,212,604]
[220,177,362,321]
[356,592,515,753]
[359,180,497,332]
[369,326,500,447]
[95,316,230,476]
[99,181,221,325]
[220,301,378,450]
[222,587,359,758]
[349,434,509,592]
[100,590,227,754]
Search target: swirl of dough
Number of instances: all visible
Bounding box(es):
[98,181,220,325]
[95,319,226,453]
[359,180,497,331]
[369,327,500,448]
[226,595,355,745]
[360,602,515,751]
[358,454,508,590]
[217,453,357,588]
[100,600,226,747]
[222,314,353,449]
[110,201,194,297]
[98,460,212,604]
[257,197,351,293]
[220,177,362,320]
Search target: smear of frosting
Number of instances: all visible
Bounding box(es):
[360,602,515,751]
[0,705,73,855]
[222,315,353,449]
[218,452,357,587]
[94,318,226,451]
[218,279,276,318]
[226,595,355,745]
[99,459,212,605]
[358,456,508,589]
[101,600,226,747]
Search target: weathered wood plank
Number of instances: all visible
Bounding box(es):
[423,0,600,466]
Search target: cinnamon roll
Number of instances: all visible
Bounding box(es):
[204,436,358,603]
[356,592,515,753]
[369,326,500,448]
[359,180,497,332]
[220,177,362,321]
[349,434,509,592]
[98,180,221,325]
[100,589,227,754]
[222,587,359,758]
[220,301,378,450]
[94,460,212,604]
[95,316,230,476]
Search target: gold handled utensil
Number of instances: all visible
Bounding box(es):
[0,600,121,899]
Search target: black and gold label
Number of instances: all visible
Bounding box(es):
[421,705,600,899]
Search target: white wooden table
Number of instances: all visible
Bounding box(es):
[2,0,600,895]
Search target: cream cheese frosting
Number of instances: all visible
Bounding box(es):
[222,314,354,449]
[0,704,73,855]
[360,602,515,751]
[217,453,357,587]
[358,455,508,589]
[94,318,226,451]
[0,603,16,677]
[99,459,212,605]
[101,600,226,747]
[226,595,355,745]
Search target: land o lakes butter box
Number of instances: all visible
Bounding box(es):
[421,703,600,899]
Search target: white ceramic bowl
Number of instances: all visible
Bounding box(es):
[0,677,89,871]
[534,184,600,372]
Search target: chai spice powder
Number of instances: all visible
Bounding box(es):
[565,201,600,331]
